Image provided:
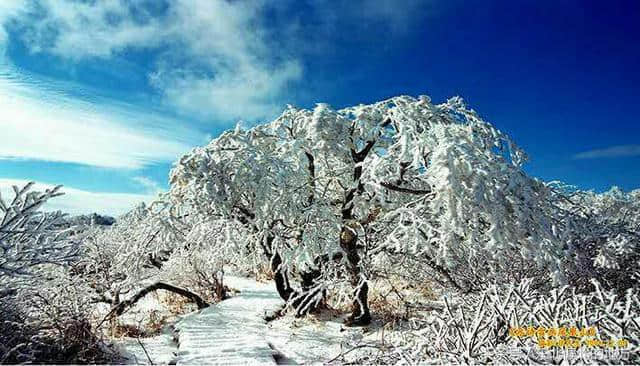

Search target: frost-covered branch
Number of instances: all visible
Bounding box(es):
[0,183,78,286]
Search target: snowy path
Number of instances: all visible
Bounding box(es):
[173,276,284,365]
[119,276,366,365]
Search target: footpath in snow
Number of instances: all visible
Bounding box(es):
[174,276,283,364]
[120,276,372,365]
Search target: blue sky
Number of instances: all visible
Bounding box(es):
[0,0,638,215]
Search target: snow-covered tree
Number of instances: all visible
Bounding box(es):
[72,200,216,314]
[169,95,569,325]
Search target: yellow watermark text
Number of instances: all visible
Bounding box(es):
[508,326,629,349]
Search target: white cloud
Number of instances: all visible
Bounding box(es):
[0,68,200,169]
[0,2,27,52]
[0,178,154,216]
[132,176,163,195]
[573,145,640,160]
[152,60,302,121]
[0,0,430,122]
[2,0,303,121]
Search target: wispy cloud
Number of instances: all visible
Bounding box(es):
[0,178,154,216]
[0,68,201,169]
[0,0,430,122]
[573,145,640,159]
[2,0,303,121]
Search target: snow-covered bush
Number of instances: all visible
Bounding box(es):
[169,95,570,324]
[70,199,230,336]
[72,204,166,306]
[361,279,639,364]
[158,219,243,302]
[558,186,640,294]
[0,183,118,363]
[0,273,120,364]
[0,182,78,290]
[71,199,201,304]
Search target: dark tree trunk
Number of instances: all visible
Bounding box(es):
[270,246,324,317]
[271,251,296,302]
[340,226,371,326]
[271,251,325,316]
[297,265,325,314]
[334,141,379,327]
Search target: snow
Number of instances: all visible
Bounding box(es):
[118,331,178,365]
[174,276,282,364]
[117,275,381,365]
[265,314,359,364]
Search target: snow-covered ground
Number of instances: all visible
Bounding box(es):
[117,276,385,365]
[118,331,178,365]
[174,276,282,364]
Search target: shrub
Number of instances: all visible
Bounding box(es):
[0,278,120,364]
[363,279,639,364]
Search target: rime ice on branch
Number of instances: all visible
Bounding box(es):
[0,183,77,289]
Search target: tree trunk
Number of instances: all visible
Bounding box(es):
[340,226,371,326]
[335,142,380,326]
[271,251,296,302]
[270,250,324,317]
[297,265,325,315]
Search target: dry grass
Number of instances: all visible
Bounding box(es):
[368,275,437,325]
[108,277,237,340]
[160,291,200,315]
[109,310,172,339]
[145,310,170,336]
[108,292,192,339]
[110,323,147,338]
[253,263,275,282]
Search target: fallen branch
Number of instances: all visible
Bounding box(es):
[99,282,209,327]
